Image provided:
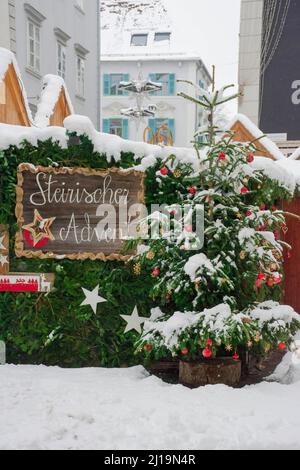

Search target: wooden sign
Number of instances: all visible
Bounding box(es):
[15,164,145,261]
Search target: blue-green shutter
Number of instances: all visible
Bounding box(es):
[122,119,129,139]
[103,119,110,134]
[148,119,156,135]
[169,74,176,95]
[103,74,111,96]
[122,73,130,95]
[149,74,158,95]
[168,119,175,141]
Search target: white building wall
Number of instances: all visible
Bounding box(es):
[0,0,11,50]
[0,0,99,126]
[238,0,263,125]
[101,59,209,147]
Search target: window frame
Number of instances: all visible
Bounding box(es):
[76,55,85,98]
[131,33,148,47]
[27,19,41,73]
[154,32,171,43]
[57,41,67,80]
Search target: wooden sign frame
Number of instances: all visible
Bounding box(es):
[15,164,145,262]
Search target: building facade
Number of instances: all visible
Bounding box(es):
[239,0,300,153]
[101,0,211,147]
[0,0,100,127]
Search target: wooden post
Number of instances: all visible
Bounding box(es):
[0,225,9,274]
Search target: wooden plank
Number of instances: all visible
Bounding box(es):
[15,164,145,261]
[0,225,9,274]
[282,198,300,314]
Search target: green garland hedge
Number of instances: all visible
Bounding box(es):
[0,135,195,367]
[0,135,293,366]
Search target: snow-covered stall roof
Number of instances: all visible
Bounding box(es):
[0,115,295,193]
[276,159,300,189]
[229,113,284,161]
[0,47,32,126]
[35,75,74,128]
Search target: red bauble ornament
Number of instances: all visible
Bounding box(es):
[185,225,193,233]
[273,276,282,284]
[241,187,248,194]
[278,342,286,351]
[233,354,240,360]
[246,210,253,217]
[202,348,212,359]
[181,348,189,356]
[152,267,160,278]
[257,273,265,280]
[219,153,226,160]
[188,186,197,195]
[267,278,274,287]
[247,153,254,163]
[206,338,213,347]
[160,167,169,176]
[144,344,153,352]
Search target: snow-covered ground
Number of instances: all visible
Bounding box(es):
[1,348,300,450]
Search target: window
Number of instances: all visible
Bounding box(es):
[103,119,129,139]
[57,42,66,79]
[149,73,176,96]
[154,32,171,42]
[149,118,175,142]
[76,56,85,97]
[131,34,148,47]
[27,20,41,72]
[103,74,130,96]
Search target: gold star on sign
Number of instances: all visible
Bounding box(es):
[22,209,56,247]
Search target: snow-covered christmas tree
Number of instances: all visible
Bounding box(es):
[134,80,300,372]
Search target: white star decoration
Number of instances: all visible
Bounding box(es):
[80,285,107,314]
[0,255,8,267]
[0,235,5,251]
[120,306,148,334]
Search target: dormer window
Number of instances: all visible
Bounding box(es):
[154,32,171,42]
[131,34,148,47]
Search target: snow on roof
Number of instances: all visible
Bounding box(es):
[0,47,33,124]
[101,0,208,71]
[253,157,296,194]
[276,159,300,188]
[0,123,68,150]
[288,146,300,161]
[0,115,295,193]
[230,113,284,161]
[34,75,74,128]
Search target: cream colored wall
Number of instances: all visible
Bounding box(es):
[238,0,263,125]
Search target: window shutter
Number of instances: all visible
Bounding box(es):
[103,74,111,96]
[103,119,110,134]
[122,119,129,139]
[169,74,176,95]
[122,74,130,95]
[148,119,156,135]
[168,119,175,142]
[149,74,158,96]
